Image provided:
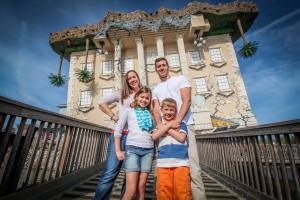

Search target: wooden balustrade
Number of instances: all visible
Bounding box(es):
[196,120,300,200]
[2,95,300,200]
[0,96,111,197]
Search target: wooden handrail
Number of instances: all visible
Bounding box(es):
[196,120,300,200]
[0,96,111,196]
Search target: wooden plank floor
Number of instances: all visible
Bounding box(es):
[50,164,243,200]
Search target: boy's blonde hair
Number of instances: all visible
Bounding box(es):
[161,98,177,111]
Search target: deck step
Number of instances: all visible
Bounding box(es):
[49,161,243,200]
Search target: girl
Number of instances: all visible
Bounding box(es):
[114,87,154,200]
[94,70,141,200]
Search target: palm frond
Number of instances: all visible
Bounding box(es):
[48,73,65,87]
[76,69,94,83]
[238,41,258,58]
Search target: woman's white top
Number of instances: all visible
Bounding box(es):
[98,90,134,130]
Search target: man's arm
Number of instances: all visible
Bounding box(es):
[152,99,163,128]
[175,87,192,124]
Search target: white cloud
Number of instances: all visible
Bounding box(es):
[238,9,300,124]
[250,8,300,38]
[0,18,68,111]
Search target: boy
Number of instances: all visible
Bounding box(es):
[152,98,192,200]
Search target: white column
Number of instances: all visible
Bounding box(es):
[66,55,77,117]
[156,36,165,58]
[176,33,189,76]
[114,40,122,90]
[135,38,147,85]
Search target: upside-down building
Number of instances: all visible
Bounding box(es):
[49,1,258,133]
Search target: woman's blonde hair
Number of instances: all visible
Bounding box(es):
[121,70,142,104]
[132,86,152,110]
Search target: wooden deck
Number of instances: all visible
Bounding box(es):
[50,165,243,200]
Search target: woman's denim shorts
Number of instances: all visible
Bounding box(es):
[124,145,154,173]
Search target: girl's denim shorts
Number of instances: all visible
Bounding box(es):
[124,145,154,173]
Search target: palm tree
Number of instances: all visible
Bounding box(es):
[49,53,66,87]
[237,18,258,58]
[76,38,94,83]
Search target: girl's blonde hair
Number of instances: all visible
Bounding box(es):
[121,70,142,104]
[132,86,152,110]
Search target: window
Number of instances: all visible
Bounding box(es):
[81,62,93,73]
[102,60,113,75]
[209,48,223,63]
[189,51,202,65]
[102,88,114,97]
[80,90,92,106]
[167,53,180,68]
[195,78,208,93]
[146,51,157,70]
[216,75,230,91]
[123,58,134,74]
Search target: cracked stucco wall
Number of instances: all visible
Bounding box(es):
[66,33,257,129]
[188,34,257,127]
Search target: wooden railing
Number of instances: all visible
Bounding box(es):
[0,96,111,197]
[196,120,300,200]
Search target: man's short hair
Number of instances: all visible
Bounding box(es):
[155,57,169,68]
[161,98,177,111]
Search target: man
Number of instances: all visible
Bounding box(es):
[152,57,206,200]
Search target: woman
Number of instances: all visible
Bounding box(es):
[94,70,141,200]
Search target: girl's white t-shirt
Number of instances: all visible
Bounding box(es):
[152,75,194,125]
[114,108,154,148]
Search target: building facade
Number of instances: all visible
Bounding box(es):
[49,1,258,133]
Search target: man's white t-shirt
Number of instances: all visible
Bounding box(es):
[152,75,194,125]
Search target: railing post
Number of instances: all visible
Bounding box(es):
[41,124,58,183]
[244,136,254,188]
[253,136,267,193]
[0,113,7,131]
[0,118,26,189]
[67,127,80,173]
[274,134,292,200]
[3,119,37,193]
[260,135,274,197]
[0,115,16,165]
[240,137,249,186]
[55,126,72,178]
[48,125,65,180]
[24,121,46,186]
[284,134,300,199]
[62,127,76,175]
[236,137,245,184]
[266,135,283,200]
[73,128,86,170]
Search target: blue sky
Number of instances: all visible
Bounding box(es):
[0,0,299,125]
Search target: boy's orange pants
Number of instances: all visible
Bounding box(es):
[156,166,192,200]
